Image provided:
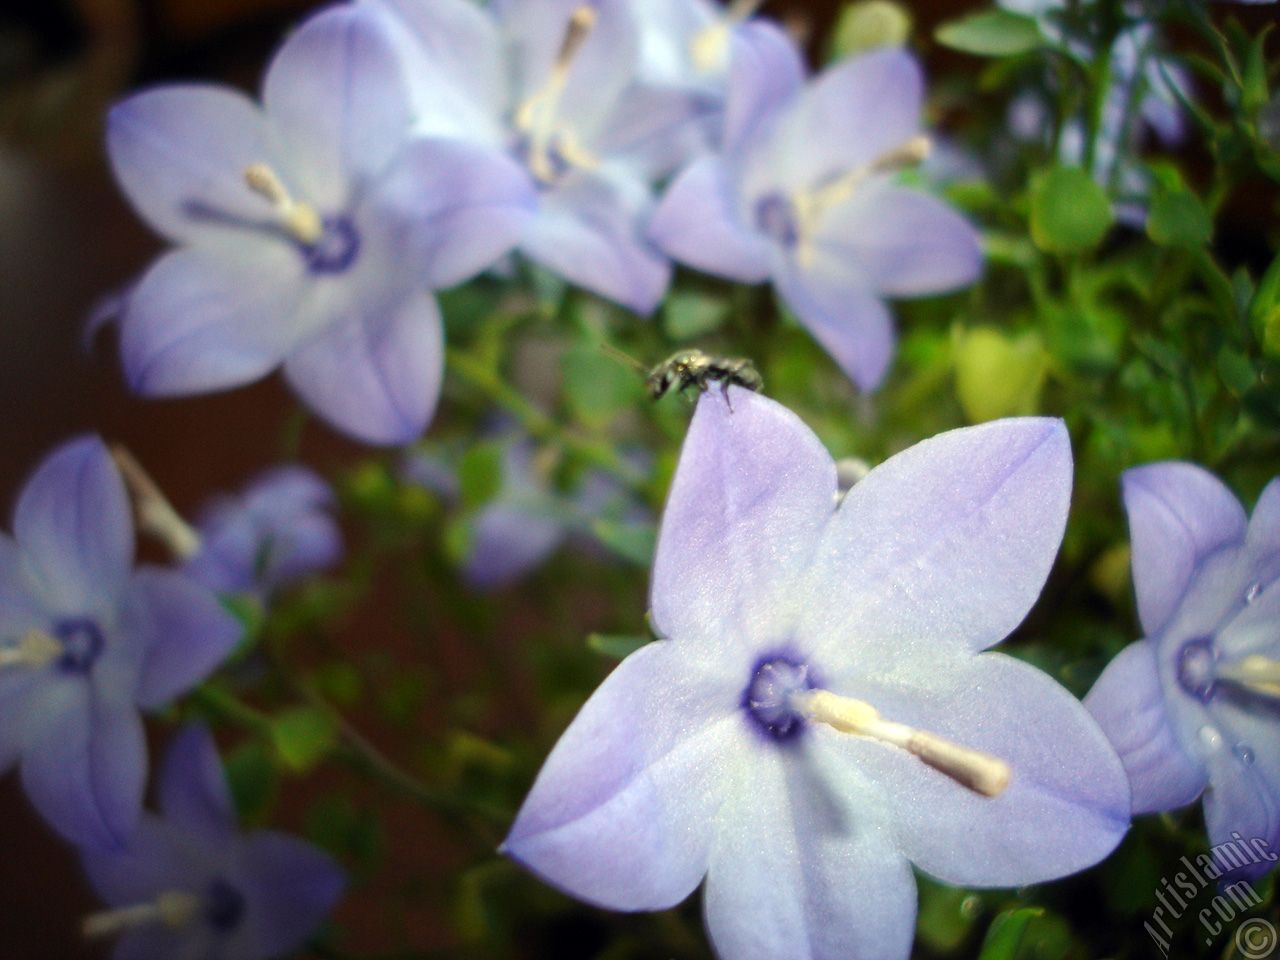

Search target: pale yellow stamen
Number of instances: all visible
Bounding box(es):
[0,630,64,670]
[794,688,1011,798]
[514,7,601,183]
[791,134,931,268]
[690,0,767,73]
[110,446,202,561]
[83,892,201,939]
[244,163,323,244]
[1217,655,1280,699]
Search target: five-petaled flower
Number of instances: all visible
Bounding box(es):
[650,26,983,393]
[80,725,345,960]
[0,436,240,849]
[503,388,1129,960]
[1087,462,1280,883]
[106,2,534,445]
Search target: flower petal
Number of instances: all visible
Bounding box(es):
[772,260,895,392]
[105,84,272,245]
[650,388,835,649]
[157,724,237,837]
[236,830,346,959]
[811,183,983,298]
[520,174,671,315]
[649,155,773,283]
[1085,640,1208,813]
[1123,462,1247,638]
[283,292,444,446]
[263,4,415,209]
[371,137,536,289]
[723,20,805,158]
[14,435,134,614]
[127,567,242,710]
[1202,739,1280,883]
[801,418,1072,665]
[20,681,146,849]
[464,504,565,590]
[81,814,187,907]
[703,738,916,960]
[119,243,307,397]
[503,640,742,911]
[830,652,1130,887]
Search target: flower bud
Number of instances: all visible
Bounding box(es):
[953,326,1050,423]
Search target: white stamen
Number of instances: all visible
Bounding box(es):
[110,446,202,561]
[794,688,1011,798]
[0,630,63,670]
[690,0,767,73]
[244,163,324,244]
[514,7,600,183]
[1217,655,1280,699]
[83,891,201,939]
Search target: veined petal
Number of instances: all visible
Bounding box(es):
[801,418,1072,666]
[119,242,307,398]
[20,681,146,849]
[764,48,923,195]
[1123,462,1247,638]
[832,652,1130,888]
[14,435,134,614]
[371,137,536,289]
[704,739,916,960]
[127,567,242,710]
[235,830,346,959]
[650,156,773,283]
[1239,477,1280,588]
[1202,739,1280,884]
[283,292,444,446]
[1085,640,1208,814]
[105,85,273,245]
[520,173,671,315]
[503,641,742,911]
[81,815,188,908]
[264,3,415,209]
[773,261,895,392]
[811,183,983,299]
[723,20,805,159]
[651,388,835,649]
[157,725,237,837]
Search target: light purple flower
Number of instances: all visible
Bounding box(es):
[1086,463,1280,883]
[183,467,342,601]
[81,725,344,960]
[368,0,692,314]
[650,27,983,392]
[504,388,1129,960]
[106,2,535,445]
[0,436,240,849]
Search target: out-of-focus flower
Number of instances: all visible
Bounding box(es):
[0,437,240,848]
[1087,463,1280,883]
[369,0,694,313]
[504,389,1129,960]
[650,27,982,391]
[106,3,534,445]
[81,725,345,960]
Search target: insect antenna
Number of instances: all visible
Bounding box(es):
[597,341,649,376]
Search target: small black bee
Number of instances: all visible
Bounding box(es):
[644,349,763,401]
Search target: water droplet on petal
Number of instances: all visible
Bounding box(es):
[1234,742,1256,765]
[1246,582,1262,604]
[1199,725,1224,751]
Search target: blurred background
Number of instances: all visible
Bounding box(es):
[0,0,1274,957]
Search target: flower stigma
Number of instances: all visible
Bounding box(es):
[1215,654,1280,700]
[690,0,767,74]
[244,163,324,245]
[82,891,202,939]
[111,445,202,560]
[0,629,64,671]
[513,6,601,184]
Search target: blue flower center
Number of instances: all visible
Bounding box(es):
[204,878,247,933]
[53,618,105,674]
[755,194,800,248]
[1176,636,1217,703]
[303,216,361,275]
[744,655,814,742]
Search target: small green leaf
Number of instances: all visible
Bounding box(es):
[586,633,650,659]
[223,738,278,823]
[978,907,1044,960]
[1146,184,1213,248]
[953,326,1050,423]
[271,706,338,774]
[591,518,656,566]
[935,10,1043,57]
[828,0,912,60]
[663,290,733,340]
[457,442,504,511]
[1029,167,1113,254]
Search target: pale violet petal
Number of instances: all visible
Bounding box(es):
[236,830,346,959]
[464,503,565,590]
[1202,737,1280,883]
[723,20,805,159]
[157,725,237,837]
[81,814,187,907]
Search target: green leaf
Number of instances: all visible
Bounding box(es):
[1146,184,1213,248]
[953,327,1050,423]
[663,289,733,340]
[590,518,656,566]
[978,907,1044,960]
[457,442,504,511]
[563,342,644,427]
[271,706,338,774]
[828,0,912,60]
[586,633,650,659]
[935,10,1043,57]
[1029,167,1114,254]
[223,738,278,823]
[1253,252,1280,352]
